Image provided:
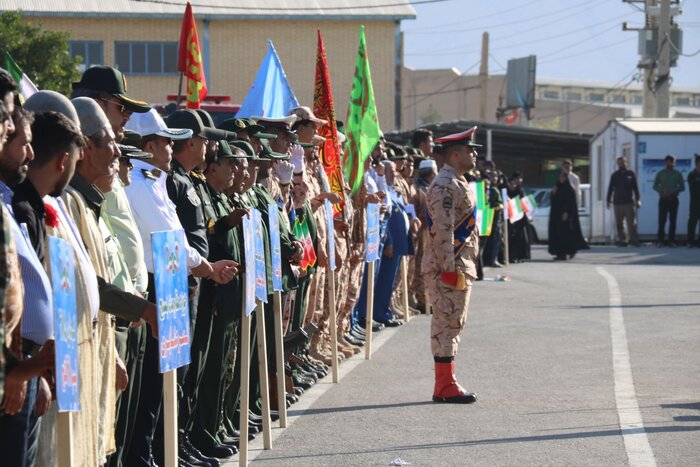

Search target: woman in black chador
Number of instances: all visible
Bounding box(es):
[506,172,531,262]
[548,172,589,260]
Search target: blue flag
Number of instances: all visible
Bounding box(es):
[237,41,299,118]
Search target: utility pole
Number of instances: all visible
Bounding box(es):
[623,0,681,118]
[656,0,671,117]
[479,32,489,123]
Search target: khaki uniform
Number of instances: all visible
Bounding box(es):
[424,163,478,357]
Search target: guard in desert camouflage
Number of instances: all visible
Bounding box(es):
[424,126,481,404]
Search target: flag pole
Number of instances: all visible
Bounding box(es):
[176,72,184,108]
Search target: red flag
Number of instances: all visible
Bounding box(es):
[178,2,207,109]
[313,30,345,214]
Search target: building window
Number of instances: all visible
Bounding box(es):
[675,96,690,106]
[611,95,626,104]
[543,90,559,100]
[566,92,582,101]
[633,95,643,105]
[588,93,605,103]
[115,41,178,75]
[68,41,104,71]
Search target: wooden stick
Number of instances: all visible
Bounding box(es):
[503,216,510,266]
[423,229,432,315]
[401,257,410,322]
[272,291,287,428]
[364,261,375,360]
[163,370,178,467]
[56,412,73,467]
[328,268,339,383]
[255,300,272,449]
[239,279,251,467]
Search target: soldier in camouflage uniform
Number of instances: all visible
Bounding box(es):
[424,127,481,404]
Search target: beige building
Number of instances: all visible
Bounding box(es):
[401,67,700,134]
[8,0,416,128]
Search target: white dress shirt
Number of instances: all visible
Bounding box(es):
[125,159,203,273]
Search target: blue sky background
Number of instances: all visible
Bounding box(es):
[402,0,699,87]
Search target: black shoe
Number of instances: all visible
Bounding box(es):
[182,435,220,467]
[178,446,211,467]
[351,325,366,336]
[377,319,403,327]
[286,393,299,405]
[432,392,478,404]
[554,254,567,261]
[191,443,233,460]
[358,320,384,332]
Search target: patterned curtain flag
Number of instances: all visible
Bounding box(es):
[313,30,345,214]
[237,41,299,118]
[507,195,525,223]
[178,2,207,109]
[344,26,381,196]
[521,193,537,215]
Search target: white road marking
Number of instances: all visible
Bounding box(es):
[597,267,657,467]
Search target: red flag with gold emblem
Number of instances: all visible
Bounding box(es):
[313,30,345,214]
[178,2,207,109]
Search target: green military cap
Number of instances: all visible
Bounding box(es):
[386,143,408,161]
[72,66,150,113]
[258,139,290,160]
[219,117,276,140]
[195,109,237,140]
[229,140,258,159]
[206,140,238,165]
[122,129,142,147]
[118,143,153,160]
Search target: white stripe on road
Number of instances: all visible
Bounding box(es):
[596,267,657,467]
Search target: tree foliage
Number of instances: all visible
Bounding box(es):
[0,11,81,95]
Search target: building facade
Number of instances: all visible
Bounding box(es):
[8,1,416,129]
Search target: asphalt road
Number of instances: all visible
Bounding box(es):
[227,244,700,466]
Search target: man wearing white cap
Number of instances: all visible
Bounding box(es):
[123,108,237,466]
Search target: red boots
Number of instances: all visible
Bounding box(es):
[432,360,477,404]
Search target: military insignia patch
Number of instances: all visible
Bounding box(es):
[442,196,453,209]
[141,168,156,180]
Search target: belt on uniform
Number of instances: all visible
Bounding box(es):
[21,338,42,357]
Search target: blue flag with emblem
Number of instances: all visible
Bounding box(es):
[237,41,299,118]
[268,203,283,292]
[365,203,380,262]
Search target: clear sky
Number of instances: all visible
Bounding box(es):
[402,0,699,88]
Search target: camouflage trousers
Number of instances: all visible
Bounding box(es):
[410,230,426,306]
[305,266,326,327]
[426,270,473,357]
[339,256,365,332]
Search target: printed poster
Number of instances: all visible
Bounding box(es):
[366,202,380,263]
[253,209,268,302]
[242,211,256,315]
[49,236,80,412]
[151,230,191,373]
[268,203,283,292]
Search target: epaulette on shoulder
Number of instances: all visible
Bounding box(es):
[190,171,207,182]
[141,168,156,181]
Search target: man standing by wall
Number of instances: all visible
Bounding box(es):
[653,154,684,246]
[606,156,641,247]
[687,155,700,247]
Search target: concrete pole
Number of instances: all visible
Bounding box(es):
[642,0,656,118]
[655,0,671,118]
[479,32,489,123]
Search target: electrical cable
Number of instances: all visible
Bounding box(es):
[129,0,452,12]
[402,59,480,109]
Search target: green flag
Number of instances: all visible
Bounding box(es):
[3,52,38,100]
[343,25,381,196]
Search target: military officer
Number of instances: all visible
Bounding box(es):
[424,126,481,404]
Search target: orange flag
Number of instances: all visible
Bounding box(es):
[178,2,207,109]
[313,30,345,213]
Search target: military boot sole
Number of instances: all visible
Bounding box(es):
[432,393,478,404]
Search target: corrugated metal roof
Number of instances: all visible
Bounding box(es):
[4,0,416,20]
[617,118,700,133]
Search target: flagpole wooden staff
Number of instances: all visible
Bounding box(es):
[239,279,251,467]
[56,413,74,467]
[364,259,375,361]
[272,291,287,427]
[254,299,272,450]
[163,369,178,467]
[401,257,410,322]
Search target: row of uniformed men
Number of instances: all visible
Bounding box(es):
[0,64,437,467]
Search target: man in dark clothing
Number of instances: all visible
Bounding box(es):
[653,154,685,246]
[688,155,700,247]
[606,156,641,246]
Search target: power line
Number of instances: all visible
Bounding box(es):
[569,78,638,131]
[403,59,480,110]
[129,0,452,11]
[669,38,700,58]
[404,0,607,35]
[405,0,540,32]
[406,14,630,57]
[538,36,635,64]
[405,84,481,98]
